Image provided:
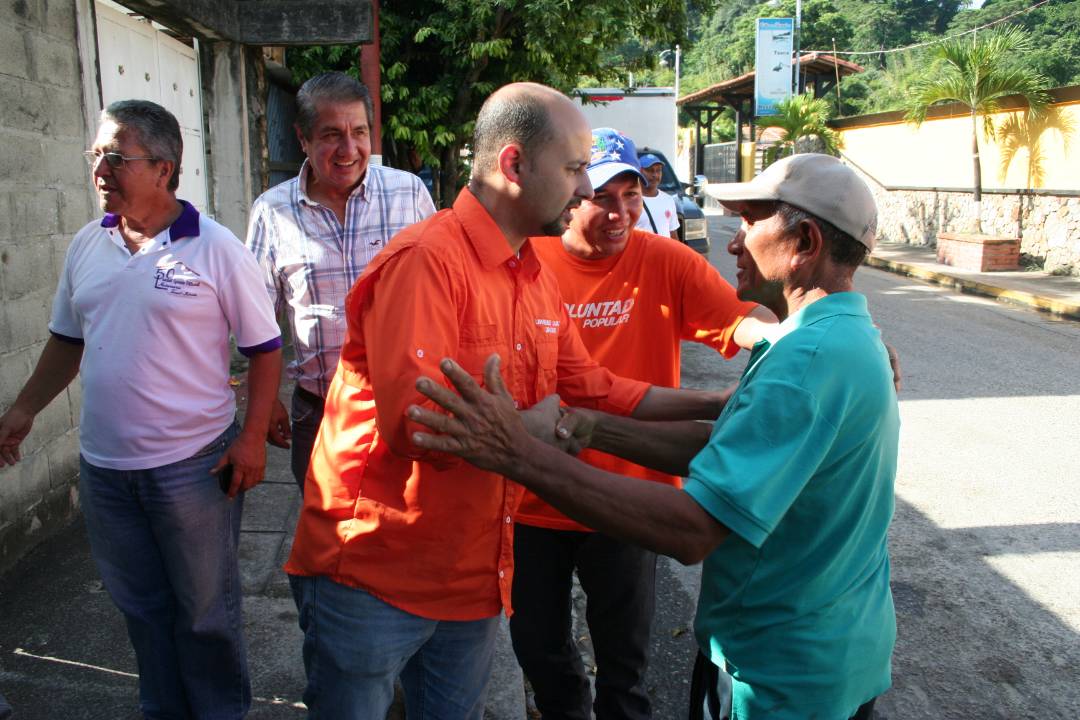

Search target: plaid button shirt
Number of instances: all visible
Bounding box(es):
[245,161,436,396]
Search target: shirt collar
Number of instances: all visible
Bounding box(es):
[769,292,870,346]
[298,158,369,206]
[453,187,541,279]
[168,200,200,241]
[100,199,201,244]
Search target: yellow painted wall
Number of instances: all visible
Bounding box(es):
[741,141,756,181]
[837,101,1080,191]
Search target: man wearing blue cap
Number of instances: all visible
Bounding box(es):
[517,128,777,719]
[635,153,680,239]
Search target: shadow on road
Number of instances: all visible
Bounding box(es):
[879,499,1080,719]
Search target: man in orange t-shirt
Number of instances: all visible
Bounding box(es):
[513,128,778,719]
[283,88,729,719]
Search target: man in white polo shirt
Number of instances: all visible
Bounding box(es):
[0,100,282,718]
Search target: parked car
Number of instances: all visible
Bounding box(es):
[636,147,709,254]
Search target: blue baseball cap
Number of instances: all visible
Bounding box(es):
[587,128,647,190]
[638,153,663,169]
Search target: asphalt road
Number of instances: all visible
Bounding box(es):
[645,214,1080,719]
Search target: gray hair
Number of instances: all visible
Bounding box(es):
[295,72,374,139]
[776,202,867,268]
[101,100,182,192]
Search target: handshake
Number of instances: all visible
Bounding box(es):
[407,354,597,476]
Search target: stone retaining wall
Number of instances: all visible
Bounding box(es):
[851,166,1080,276]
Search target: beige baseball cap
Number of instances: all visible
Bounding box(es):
[706,154,878,251]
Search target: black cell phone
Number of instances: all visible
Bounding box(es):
[218,464,234,494]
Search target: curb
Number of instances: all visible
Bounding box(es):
[865,255,1080,321]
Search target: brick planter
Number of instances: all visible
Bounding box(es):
[936,232,1021,272]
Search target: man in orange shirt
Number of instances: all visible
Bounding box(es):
[284,85,727,719]
[516,128,777,719]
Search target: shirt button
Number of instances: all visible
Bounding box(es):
[515,343,523,351]
[498,570,505,578]
[508,260,517,268]
[505,515,512,524]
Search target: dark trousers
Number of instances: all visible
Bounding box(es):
[689,652,878,720]
[509,524,657,720]
[289,385,325,494]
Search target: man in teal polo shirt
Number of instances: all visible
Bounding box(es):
[406,153,900,720]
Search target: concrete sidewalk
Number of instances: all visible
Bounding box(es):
[867,242,1080,320]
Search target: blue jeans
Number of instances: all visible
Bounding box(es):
[79,422,250,719]
[289,574,499,719]
[289,385,325,494]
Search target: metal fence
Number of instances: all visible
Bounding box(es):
[702,142,738,183]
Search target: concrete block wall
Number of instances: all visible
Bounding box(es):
[0,0,95,572]
[850,163,1080,277]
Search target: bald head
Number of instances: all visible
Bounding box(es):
[471,83,580,180]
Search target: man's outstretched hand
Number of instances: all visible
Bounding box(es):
[408,355,533,475]
[408,353,594,475]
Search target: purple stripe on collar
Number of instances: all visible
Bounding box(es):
[98,200,201,241]
[237,336,283,357]
[169,200,201,241]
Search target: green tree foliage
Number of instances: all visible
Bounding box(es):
[833,51,930,116]
[905,26,1051,230]
[760,92,840,159]
[949,0,1080,87]
[681,0,855,93]
[290,1,711,206]
[840,0,958,65]
[679,0,970,115]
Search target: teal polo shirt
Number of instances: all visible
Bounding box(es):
[683,292,899,720]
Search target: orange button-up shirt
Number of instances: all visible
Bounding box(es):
[284,188,651,621]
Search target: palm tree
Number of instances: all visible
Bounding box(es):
[762,92,841,161]
[906,26,1050,233]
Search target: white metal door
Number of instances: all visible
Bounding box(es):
[95,1,208,213]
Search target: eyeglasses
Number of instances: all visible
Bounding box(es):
[83,151,158,169]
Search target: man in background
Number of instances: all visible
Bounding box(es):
[635,153,679,239]
[245,71,435,491]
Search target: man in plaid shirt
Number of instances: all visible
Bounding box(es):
[246,72,436,490]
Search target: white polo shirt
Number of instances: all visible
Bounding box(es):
[49,201,282,470]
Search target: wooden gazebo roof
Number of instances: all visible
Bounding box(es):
[678,53,864,107]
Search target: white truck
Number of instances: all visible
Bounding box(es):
[574,87,709,253]
[574,87,678,165]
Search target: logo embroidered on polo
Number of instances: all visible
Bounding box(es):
[153,258,202,297]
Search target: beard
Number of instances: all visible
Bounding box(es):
[539,199,582,237]
[540,216,568,237]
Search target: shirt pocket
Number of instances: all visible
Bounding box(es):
[458,323,502,380]
[534,336,559,402]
